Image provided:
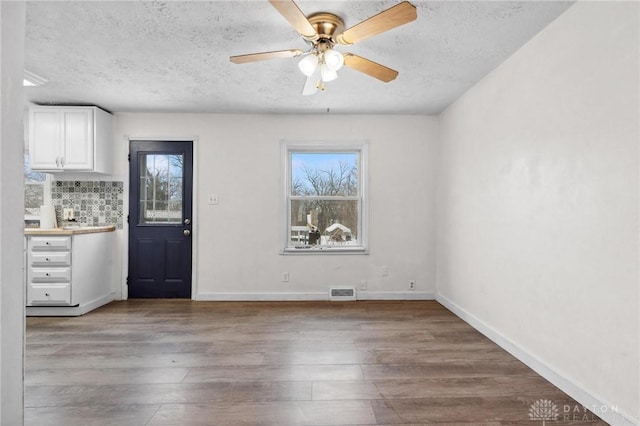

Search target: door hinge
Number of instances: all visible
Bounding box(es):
[127,214,129,224]
[126,276,129,285]
[128,153,131,162]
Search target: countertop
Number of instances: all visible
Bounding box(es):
[24,225,116,236]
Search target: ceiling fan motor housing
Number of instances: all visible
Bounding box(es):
[306,13,344,46]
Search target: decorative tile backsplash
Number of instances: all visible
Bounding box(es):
[51,181,124,229]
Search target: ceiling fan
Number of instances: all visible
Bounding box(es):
[229,0,417,95]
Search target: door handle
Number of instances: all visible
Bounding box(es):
[183,229,191,236]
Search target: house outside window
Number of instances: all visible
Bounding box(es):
[282,141,369,253]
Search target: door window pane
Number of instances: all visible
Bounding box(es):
[139,154,184,224]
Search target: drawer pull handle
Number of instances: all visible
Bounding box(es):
[45,273,50,277]
[45,293,50,297]
[45,242,50,245]
[45,258,50,262]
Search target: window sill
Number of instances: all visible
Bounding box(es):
[283,246,369,255]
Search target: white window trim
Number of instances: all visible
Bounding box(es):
[280,140,369,255]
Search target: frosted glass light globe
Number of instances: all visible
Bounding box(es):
[298,54,319,77]
[324,49,344,71]
[320,63,338,82]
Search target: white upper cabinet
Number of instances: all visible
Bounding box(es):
[29,106,113,174]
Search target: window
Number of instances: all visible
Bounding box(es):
[24,152,47,221]
[139,154,184,224]
[283,142,368,253]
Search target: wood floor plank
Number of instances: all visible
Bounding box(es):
[312,380,383,400]
[43,341,213,357]
[263,350,376,366]
[147,401,377,425]
[373,376,570,399]
[26,351,265,370]
[361,361,534,380]
[24,404,160,426]
[25,367,190,386]
[182,364,364,383]
[24,300,606,425]
[25,382,312,407]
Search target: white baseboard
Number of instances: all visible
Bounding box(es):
[196,292,328,301]
[78,292,116,314]
[196,291,435,302]
[436,294,638,426]
[358,291,435,300]
[26,292,115,317]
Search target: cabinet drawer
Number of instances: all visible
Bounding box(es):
[30,268,71,282]
[28,283,71,305]
[30,252,71,267]
[31,237,71,251]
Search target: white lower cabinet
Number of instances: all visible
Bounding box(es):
[26,232,114,316]
[29,283,71,305]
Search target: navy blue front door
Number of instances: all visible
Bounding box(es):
[128,141,193,298]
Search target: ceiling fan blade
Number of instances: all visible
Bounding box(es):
[229,49,303,64]
[343,53,399,82]
[268,0,319,41]
[336,1,417,45]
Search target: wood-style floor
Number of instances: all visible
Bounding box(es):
[25,300,605,425]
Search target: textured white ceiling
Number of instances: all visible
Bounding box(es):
[24,1,574,114]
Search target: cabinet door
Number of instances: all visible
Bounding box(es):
[31,236,72,250]
[30,267,72,282]
[61,109,94,170]
[29,109,61,169]
[28,283,71,305]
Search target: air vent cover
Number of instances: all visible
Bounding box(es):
[329,287,356,301]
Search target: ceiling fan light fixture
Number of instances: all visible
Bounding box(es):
[298,54,319,77]
[323,49,344,71]
[320,63,338,82]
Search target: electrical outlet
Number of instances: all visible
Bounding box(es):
[360,280,367,291]
[409,280,415,290]
[63,208,74,220]
[282,272,289,282]
[208,194,219,205]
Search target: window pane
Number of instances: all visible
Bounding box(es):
[291,152,358,196]
[168,178,183,201]
[24,153,46,218]
[25,183,44,217]
[289,199,358,247]
[139,154,184,224]
[24,153,46,183]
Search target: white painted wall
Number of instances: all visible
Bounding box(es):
[113,114,438,300]
[0,2,26,424]
[436,2,639,424]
